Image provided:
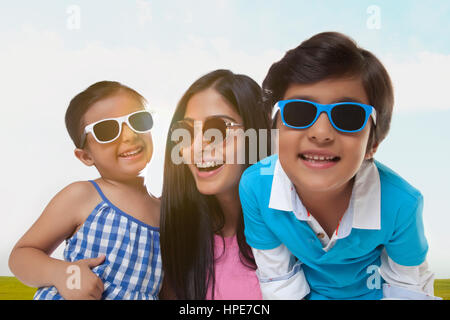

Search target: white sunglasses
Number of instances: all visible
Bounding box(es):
[80,110,153,147]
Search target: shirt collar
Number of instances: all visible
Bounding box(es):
[268,158,381,231]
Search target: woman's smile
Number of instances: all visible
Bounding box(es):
[193,161,225,179]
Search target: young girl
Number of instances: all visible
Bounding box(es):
[8,81,162,300]
[160,69,272,299]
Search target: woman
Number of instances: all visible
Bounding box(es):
[160,69,272,299]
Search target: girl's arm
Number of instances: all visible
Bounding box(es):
[8,182,104,299]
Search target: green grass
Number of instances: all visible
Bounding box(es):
[0,276,449,300]
[434,279,450,300]
[0,277,37,300]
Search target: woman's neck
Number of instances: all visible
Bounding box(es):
[215,188,241,237]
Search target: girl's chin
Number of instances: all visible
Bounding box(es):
[117,160,150,178]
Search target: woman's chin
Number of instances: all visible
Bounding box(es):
[195,180,223,196]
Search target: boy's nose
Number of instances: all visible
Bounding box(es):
[307,113,335,143]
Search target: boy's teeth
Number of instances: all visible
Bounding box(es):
[303,154,335,161]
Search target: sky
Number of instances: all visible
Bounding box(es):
[1,0,449,279]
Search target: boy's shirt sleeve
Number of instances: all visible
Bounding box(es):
[385,193,428,267]
[379,249,441,300]
[252,245,310,300]
[239,174,281,250]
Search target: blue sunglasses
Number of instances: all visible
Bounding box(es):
[273,99,377,133]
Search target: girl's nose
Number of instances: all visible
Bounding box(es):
[307,113,335,143]
[120,123,138,142]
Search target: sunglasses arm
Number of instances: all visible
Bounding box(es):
[79,123,96,148]
[271,103,280,120]
[370,108,377,126]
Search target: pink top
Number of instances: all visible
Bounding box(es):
[206,235,262,300]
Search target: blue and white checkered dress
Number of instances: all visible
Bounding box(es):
[34,180,163,300]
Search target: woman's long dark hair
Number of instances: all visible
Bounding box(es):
[160,69,271,299]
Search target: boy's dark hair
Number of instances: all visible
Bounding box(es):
[65,81,147,148]
[263,32,394,149]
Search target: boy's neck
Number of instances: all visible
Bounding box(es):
[295,178,355,238]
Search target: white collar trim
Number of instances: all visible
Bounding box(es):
[268,158,381,231]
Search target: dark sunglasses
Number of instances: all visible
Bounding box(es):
[80,110,153,147]
[171,117,243,145]
[273,99,377,133]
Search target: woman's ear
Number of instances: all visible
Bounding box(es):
[365,141,379,160]
[74,148,95,166]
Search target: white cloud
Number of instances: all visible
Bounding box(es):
[382,51,450,113]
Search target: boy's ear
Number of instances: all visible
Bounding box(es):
[365,141,379,160]
[74,148,95,166]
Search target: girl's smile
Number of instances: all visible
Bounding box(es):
[118,145,145,159]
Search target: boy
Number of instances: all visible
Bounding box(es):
[239,32,439,299]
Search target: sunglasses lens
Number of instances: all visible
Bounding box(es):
[129,111,153,132]
[203,118,227,144]
[171,118,232,145]
[331,104,366,131]
[93,120,120,142]
[171,120,194,139]
[283,101,317,128]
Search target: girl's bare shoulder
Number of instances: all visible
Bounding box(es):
[51,181,101,222]
[57,181,98,201]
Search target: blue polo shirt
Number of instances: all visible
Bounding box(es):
[239,154,428,300]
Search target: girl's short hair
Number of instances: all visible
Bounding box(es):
[65,81,147,148]
[263,32,394,149]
